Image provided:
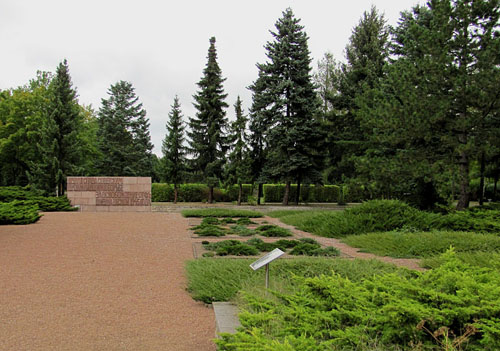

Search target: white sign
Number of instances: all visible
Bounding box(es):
[250,248,285,271]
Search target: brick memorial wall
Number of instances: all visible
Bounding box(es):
[67,177,151,212]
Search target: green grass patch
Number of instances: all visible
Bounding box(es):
[203,240,259,256]
[215,250,500,350]
[342,231,500,258]
[186,257,404,304]
[256,224,292,237]
[182,208,263,218]
[267,210,309,218]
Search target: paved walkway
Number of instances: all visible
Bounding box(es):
[0,212,215,351]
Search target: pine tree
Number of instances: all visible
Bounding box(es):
[162,96,186,204]
[30,60,83,195]
[249,8,325,205]
[188,37,229,203]
[225,96,251,205]
[97,81,152,176]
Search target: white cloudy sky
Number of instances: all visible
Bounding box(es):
[1,0,423,155]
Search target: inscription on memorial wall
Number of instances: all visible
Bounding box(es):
[66,177,151,212]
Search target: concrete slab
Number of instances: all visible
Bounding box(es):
[213,302,241,336]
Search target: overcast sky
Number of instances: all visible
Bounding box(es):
[1,0,423,155]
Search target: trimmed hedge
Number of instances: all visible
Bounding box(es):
[152,183,254,202]
[263,184,340,203]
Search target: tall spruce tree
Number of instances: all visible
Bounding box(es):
[30,60,83,195]
[162,96,186,204]
[188,36,229,203]
[249,8,325,205]
[225,96,251,205]
[97,81,152,176]
[328,6,389,183]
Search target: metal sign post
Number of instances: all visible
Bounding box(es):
[250,248,285,289]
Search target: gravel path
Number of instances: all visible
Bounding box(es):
[0,212,215,351]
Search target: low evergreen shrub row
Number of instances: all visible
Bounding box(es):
[216,250,500,350]
[0,201,41,224]
[276,200,500,238]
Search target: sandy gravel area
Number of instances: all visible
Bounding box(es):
[0,212,215,351]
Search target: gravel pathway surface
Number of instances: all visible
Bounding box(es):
[0,212,215,351]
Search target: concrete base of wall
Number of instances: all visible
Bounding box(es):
[77,205,152,212]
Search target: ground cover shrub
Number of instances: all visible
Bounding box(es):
[267,210,309,218]
[221,218,237,224]
[203,240,259,256]
[216,250,500,350]
[0,200,41,224]
[0,186,75,212]
[256,224,293,237]
[182,209,263,218]
[194,224,227,237]
[228,225,257,237]
[276,200,500,238]
[186,257,403,304]
[236,217,256,225]
[421,251,500,271]
[343,231,500,258]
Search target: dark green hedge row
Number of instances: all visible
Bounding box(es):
[152,183,254,202]
[0,201,41,225]
[262,184,340,203]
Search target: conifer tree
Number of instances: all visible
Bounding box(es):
[225,96,251,205]
[30,60,83,195]
[250,8,325,205]
[188,37,229,203]
[162,96,186,204]
[97,81,152,176]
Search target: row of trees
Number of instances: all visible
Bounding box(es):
[1,1,499,209]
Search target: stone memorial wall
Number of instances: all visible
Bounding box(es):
[67,177,151,212]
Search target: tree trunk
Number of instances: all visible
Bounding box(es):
[295,175,301,205]
[208,186,214,204]
[456,150,470,210]
[257,183,263,205]
[173,184,178,204]
[479,151,486,206]
[282,181,290,206]
[238,183,242,206]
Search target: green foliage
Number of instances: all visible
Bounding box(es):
[421,251,500,271]
[96,80,153,177]
[188,37,229,203]
[218,251,500,350]
[0,201,41,224]
[343,231,500,258]
[193,224,227,237]
[182,208,263,218]
[203,240,259,256]
[162,96,187,199]
[256,225,293,237]
[186,257,404,304]
[229,225,257,237]
[276,200,500,238]
[0,186,75,212]
[263,184,339,203]
[151,183,254,203]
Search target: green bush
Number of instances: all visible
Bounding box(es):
[217,250,500,350]
[263,184,340,203]
[0,200,41,224]
[0,186,75,212]
[152,183,254,202]
[151,183,174,202]
[203,240,259,256]
[256,224,293,237]
[194,224,227,237]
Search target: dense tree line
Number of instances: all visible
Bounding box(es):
[1,1,499,208]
